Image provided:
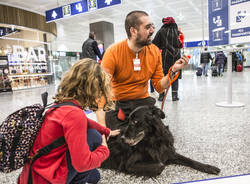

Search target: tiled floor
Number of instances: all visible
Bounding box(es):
[0,69,249,184]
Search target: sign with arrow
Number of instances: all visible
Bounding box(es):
[46,0,122,22]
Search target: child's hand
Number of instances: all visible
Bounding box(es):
[101,135,108,147]
[107,129,120,141]
[110,129,120,137]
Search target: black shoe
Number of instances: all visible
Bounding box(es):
[172,96,179,101]
[158,93,164,101]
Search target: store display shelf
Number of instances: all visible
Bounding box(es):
[8,73,53,77]
[9,63,47,65]
[12,85,50,91]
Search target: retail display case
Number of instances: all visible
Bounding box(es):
[7,53,52,90]
[0,56,12,92]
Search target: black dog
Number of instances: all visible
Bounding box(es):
[101,105,220,177]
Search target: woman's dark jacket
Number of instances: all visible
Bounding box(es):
[152,23,182,75]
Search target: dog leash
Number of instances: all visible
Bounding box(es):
[161,66,180,110]
[128,105,149,119]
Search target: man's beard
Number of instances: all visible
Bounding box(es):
[135,33,152,48]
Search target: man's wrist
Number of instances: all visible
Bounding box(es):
[171,67,177,73]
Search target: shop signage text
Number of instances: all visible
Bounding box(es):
[12,45,46,62]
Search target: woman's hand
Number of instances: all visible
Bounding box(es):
[172,55,189,72]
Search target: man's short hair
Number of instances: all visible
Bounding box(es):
[125,10,148,38]
[89,32,95,39]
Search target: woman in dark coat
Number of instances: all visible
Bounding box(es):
[152,17,182,101]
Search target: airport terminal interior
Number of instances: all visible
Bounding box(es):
[0,0,250,183]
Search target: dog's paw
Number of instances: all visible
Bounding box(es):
[204,164,221,175]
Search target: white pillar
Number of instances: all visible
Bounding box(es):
[216,51,244,108]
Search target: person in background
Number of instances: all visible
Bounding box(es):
[200,47,213,77]
[18,58,120,184]
[215,51,227,76]
[236,51,243,65]
[81,32,103,61]
[96,10,189,127]
[152,17,182,101]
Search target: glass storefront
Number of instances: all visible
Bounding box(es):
[0,24,56,91]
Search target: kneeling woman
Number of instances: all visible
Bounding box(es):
[18,58,120,184]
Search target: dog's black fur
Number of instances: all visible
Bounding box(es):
[101,104,220,177]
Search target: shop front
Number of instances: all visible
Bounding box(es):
[0,5,57,92]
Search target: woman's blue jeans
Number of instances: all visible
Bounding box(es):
[66,129,102,184]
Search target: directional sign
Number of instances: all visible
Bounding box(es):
[230,0,250,44]
[46,7,63,22]
[97,0,122,9]
[184,40,208,48]
[46,0,122,22]
[71,1,88,15]
[208,0,229,46]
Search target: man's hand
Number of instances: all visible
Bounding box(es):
[172,55,189,72]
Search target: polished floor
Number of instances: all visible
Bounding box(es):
[0,69,249,184]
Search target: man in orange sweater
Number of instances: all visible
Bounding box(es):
[97,10,189,126]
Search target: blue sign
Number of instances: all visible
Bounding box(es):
[231,0,250,5]
[97,0,122,9]
[184,40,208,48]
[71,1,88,15]
[46,7,63,22]
[231,27,250,38]
[208,0,229,46]
[46,0,122,22]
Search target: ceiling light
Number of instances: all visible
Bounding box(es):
[177,12,184,21]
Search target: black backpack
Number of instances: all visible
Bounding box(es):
[0,92,77,176]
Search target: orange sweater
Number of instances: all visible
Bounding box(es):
[102,39,164,101]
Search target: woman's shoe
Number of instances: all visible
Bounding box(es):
[158,93,164,101]
[172,96,179,101]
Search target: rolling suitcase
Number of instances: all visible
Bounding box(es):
[211,66,218,77]
[196,67,202,76]
[236,64,243,72]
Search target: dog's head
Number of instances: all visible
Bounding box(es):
[121,105,171,146]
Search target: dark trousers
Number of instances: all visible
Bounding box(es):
[159,72,179,99]
[66,129,102,184]
[149,80,154,93]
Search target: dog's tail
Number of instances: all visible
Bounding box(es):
[169,153,221,175]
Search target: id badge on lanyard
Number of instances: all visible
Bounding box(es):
[133,53,141,71]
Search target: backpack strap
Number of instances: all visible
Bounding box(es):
[48,101,79,109]
[41,92,48,107]
[27,137,65,184]
[28,102,80,184]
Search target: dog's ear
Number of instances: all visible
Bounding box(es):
[152,106,165,119]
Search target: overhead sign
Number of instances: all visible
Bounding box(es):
[208,0,229,46]
[46,0,122,22]
[229,0,250,44]
[184,40,208,48]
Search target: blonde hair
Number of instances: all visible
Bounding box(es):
[53,58,113,111]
